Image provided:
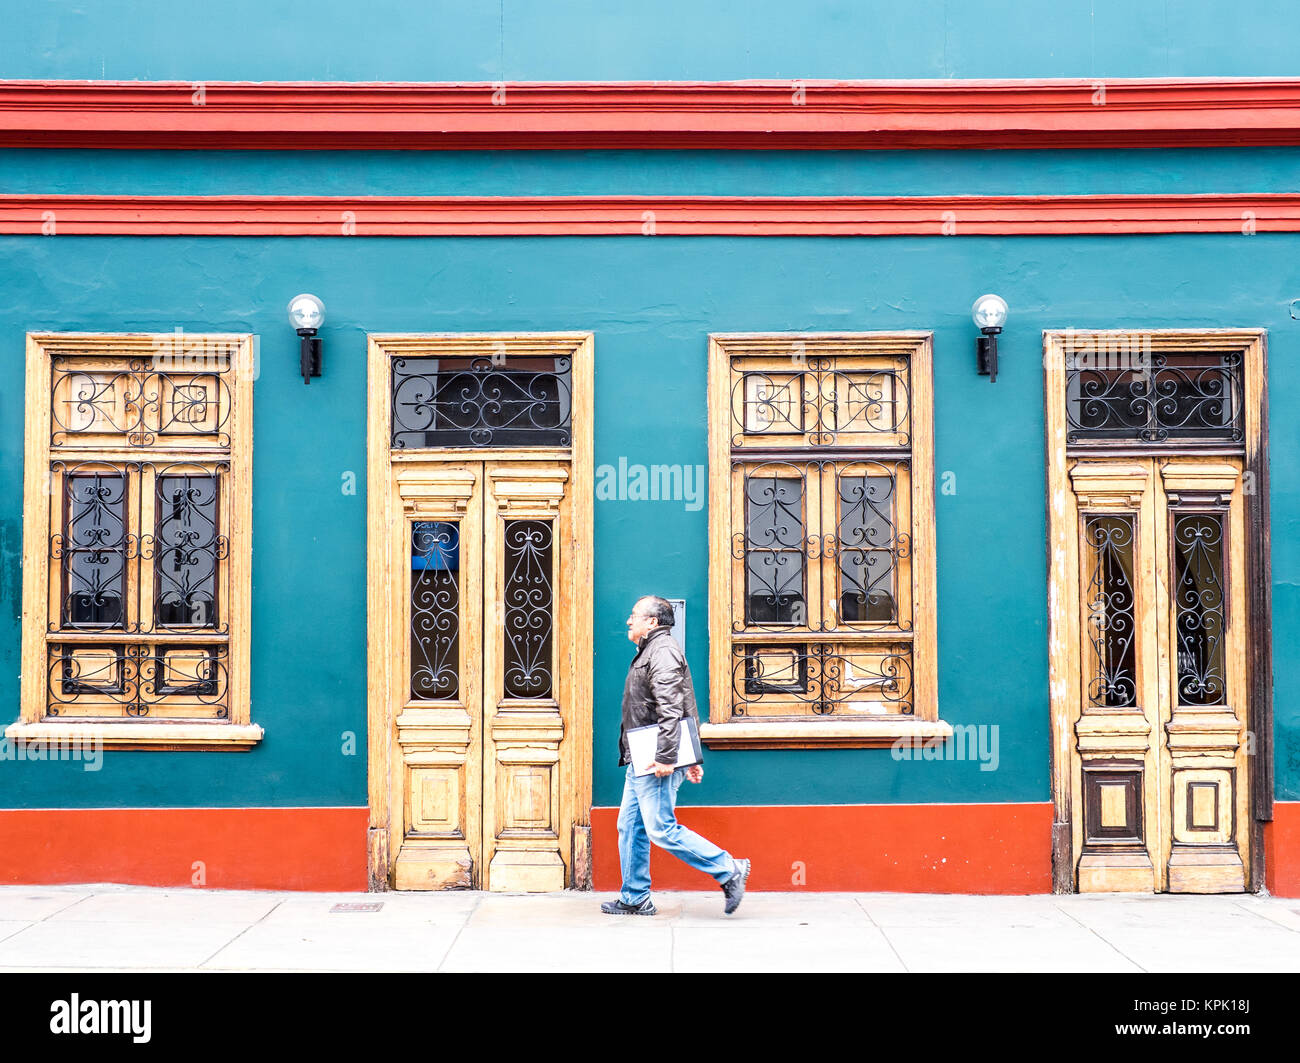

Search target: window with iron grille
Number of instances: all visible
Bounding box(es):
[10,333,261,750]
[705,334,944,748]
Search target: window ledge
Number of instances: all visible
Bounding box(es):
[4,721,264,752]
[699,718,953,750]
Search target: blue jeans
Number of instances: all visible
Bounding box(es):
[616,763,738,905]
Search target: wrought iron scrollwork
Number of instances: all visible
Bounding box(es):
[53,465,134,630]
[148,467,228,631]
[731,356,910,448]
[1084,515,1138,707]
[410,521,461,700]
[48,643,229,719]
[733,459,910,632]
[1172,512,1226,705]
[1065,351,1243,444]
[391,355,572,449]
[50,461,228,635]
[732,642,913,716]
[503,520,554,699]
[736,463,810,627]
[50,355,231,448]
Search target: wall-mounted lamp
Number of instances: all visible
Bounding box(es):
[287,293,325,384]
[971,294,1009,383]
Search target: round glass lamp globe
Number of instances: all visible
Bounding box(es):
[971,294,1008,331]
[287,293,325,332]
[972,292,1008,328]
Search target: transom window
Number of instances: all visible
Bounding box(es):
[1065,347,1244,444]
[391,354,572,449]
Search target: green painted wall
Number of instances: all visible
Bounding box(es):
[1,228,1296,808]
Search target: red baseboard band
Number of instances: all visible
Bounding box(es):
[3,78,1300,151]
[0,807,369,891]
[1,802,1291,894]
[1264,803,1300,897]
[1,193,1296,236]
[591,802,1054,894]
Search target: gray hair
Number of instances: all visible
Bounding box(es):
[636,595,675,627]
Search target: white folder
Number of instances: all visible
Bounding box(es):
[627,716,703,776]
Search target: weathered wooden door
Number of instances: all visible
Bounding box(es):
[1067,457,1251,892]
[366,334,593,892]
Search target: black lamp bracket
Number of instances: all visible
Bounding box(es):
[298,329,322,384]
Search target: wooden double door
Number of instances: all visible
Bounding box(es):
[384,459,579,890]
[1066,456,1251,892]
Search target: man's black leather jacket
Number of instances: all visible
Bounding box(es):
[618,624,702,767]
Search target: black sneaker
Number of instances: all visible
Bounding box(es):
[600,897,657,916]
[721,858,750,914]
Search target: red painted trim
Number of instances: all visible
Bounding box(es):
[0,808,368,891]
[2,193,1296,236]
[591,802,1053,893]
[1264,802,1300,897]
[3,78,1300,150]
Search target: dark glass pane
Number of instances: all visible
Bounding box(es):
[744,474,806,624]
[503,520,554,699]
[410,521,461,700]
[837,473,896,623]
[61,472,128,629]
[1084,515,1138,707]
[154,472,220,628]
[391,355,572,448]
[1173,513,1226,706]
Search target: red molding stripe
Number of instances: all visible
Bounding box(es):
[2,193,1297,236]
[3,78,1300,150]
[0,808,369,891]
[591,802,1053,893]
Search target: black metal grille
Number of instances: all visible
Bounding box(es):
[50,356,232,448]
[48,643,228,718]
[1066,351,1243,444]
[733,642,913,716]
[391,355,572,448]
[51,461,229,635]
[1084,514,1138,707]
[733,459,909,633]
[410,520,461,700]
[1172,512,1227,706]
[730,356,910,448]
[503,520,554,699]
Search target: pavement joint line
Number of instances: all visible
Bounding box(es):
[0,889,100,951]
[435,891,481,973]
[39,891,97,921]
[854,895,910,973]
[1227,896,1300,933]
[196,894,286,970]
[0,922,34,948]
[1051,896,1148,973]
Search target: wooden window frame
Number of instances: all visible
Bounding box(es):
[8,333,261,750]
[703,333,947,749]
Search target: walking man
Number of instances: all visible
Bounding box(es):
[601,595,751,916]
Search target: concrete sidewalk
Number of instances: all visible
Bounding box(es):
[0,885,1297,972]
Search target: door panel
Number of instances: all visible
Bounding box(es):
[392,463,483,890]
[481,464,569,891]
[1067,457,1249,892]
